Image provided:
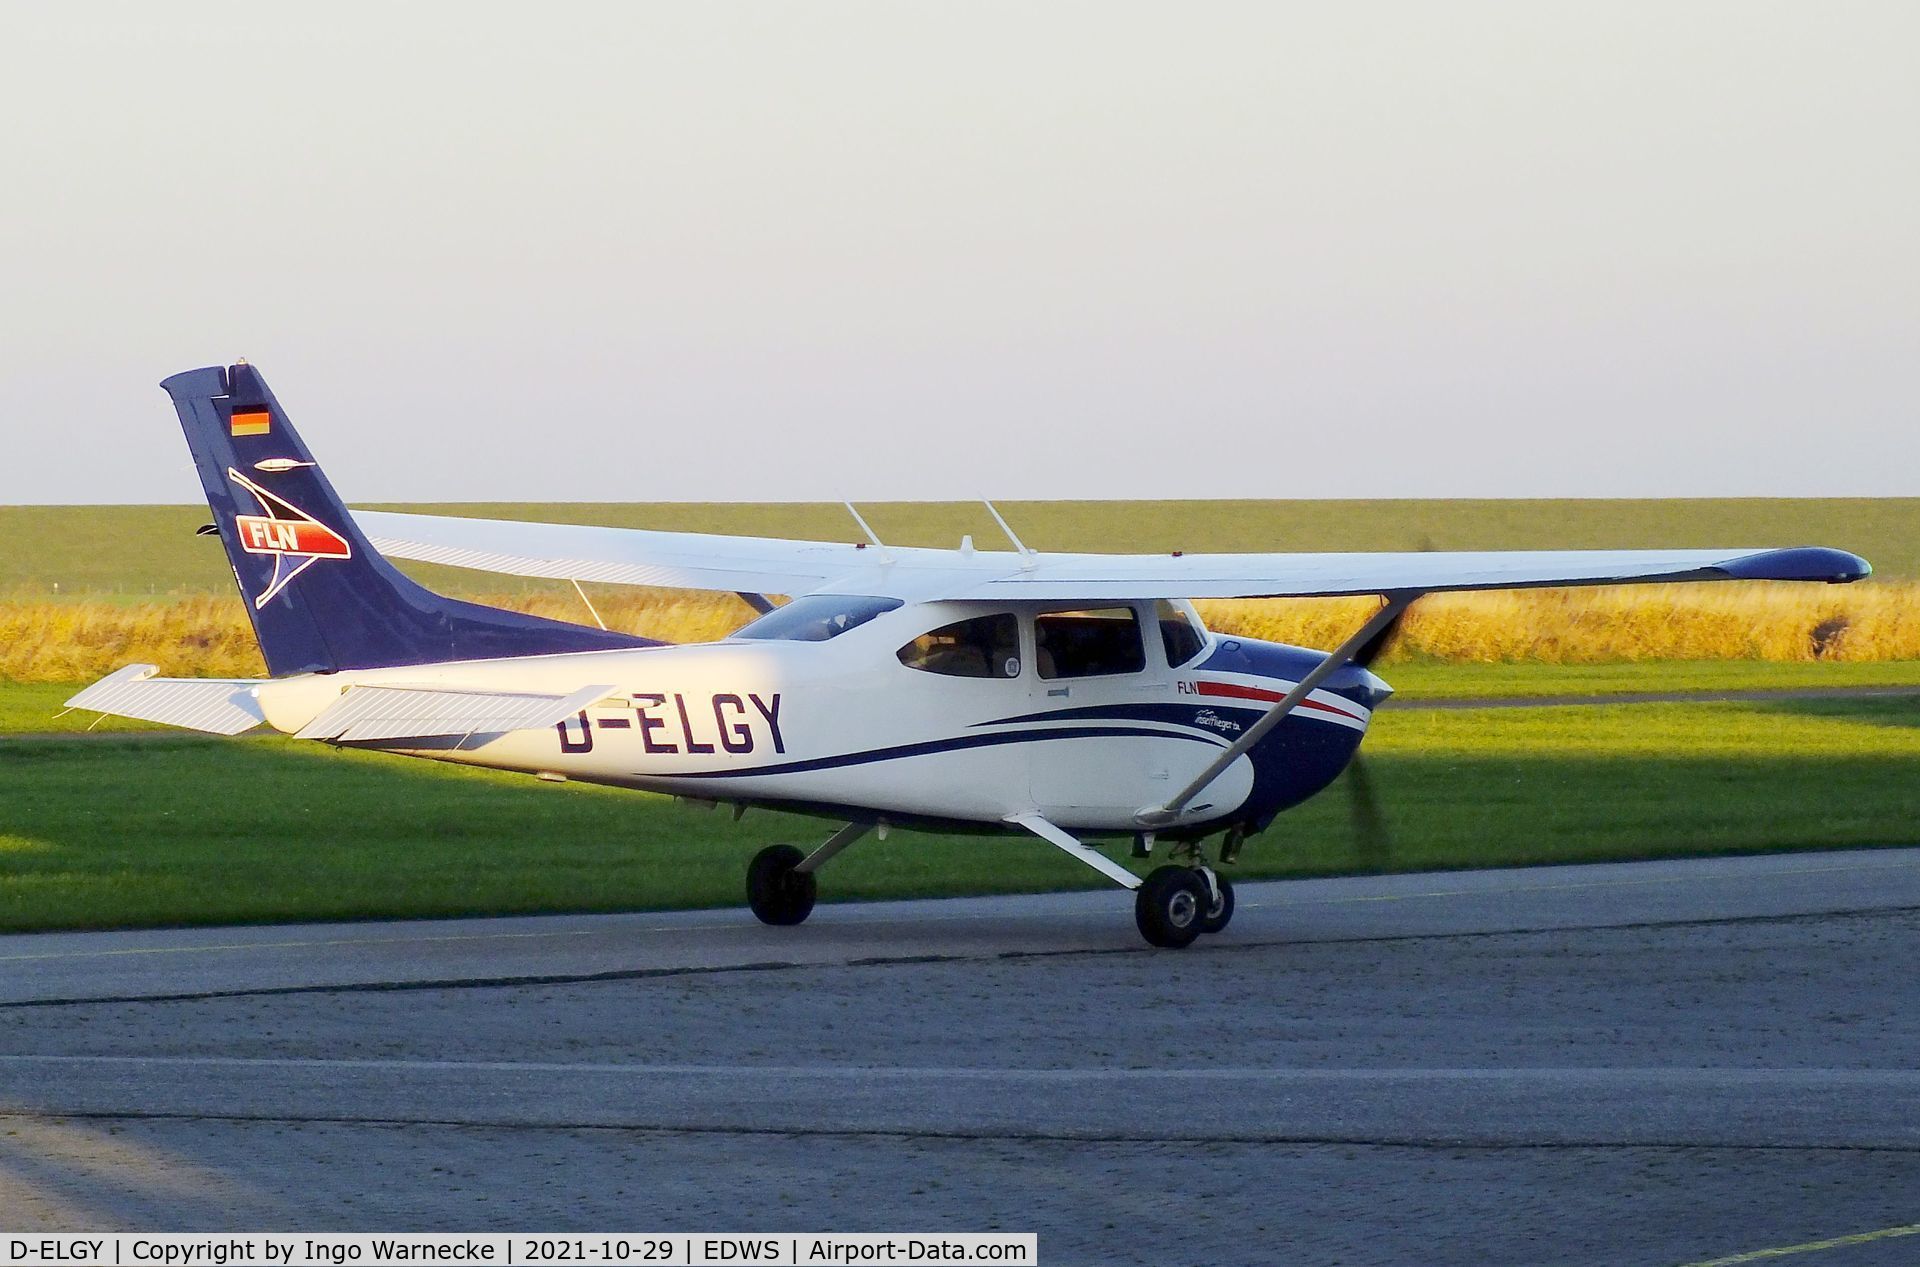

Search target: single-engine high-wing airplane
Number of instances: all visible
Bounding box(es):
[68,362,1874,947]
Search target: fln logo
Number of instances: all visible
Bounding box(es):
[236,515,350,558]
[225,467,353,608]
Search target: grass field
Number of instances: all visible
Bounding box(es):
[1,691,1916,932]
[6,497,1918,597]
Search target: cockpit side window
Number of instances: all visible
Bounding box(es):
[1034,607,1146,679]
[1156,599,1207,667]
[898,613,1021,679]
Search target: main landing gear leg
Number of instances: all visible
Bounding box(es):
[746,822,871,927]
[1005,812,1225,950]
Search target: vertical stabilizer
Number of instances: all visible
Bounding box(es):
[163,362,658,675]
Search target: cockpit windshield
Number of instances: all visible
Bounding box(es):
[733,594,904,642]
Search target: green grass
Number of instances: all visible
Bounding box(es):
[6,497,1918,597]
[1383,659,1920,699]
[2,695,1915,932]
[1336,695,1920,872]
[0,683,171,735]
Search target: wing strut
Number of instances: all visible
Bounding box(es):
[1135,593,1419,829]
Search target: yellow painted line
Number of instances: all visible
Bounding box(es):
[1677,1221,1920,1266]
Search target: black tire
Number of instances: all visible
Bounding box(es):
[1134,865,1208,949]
[1199,872,1235,935]
[746,843,817,926]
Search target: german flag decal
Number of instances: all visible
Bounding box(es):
[230,407,271,437]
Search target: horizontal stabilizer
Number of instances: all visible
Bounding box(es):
[65,665,265,735]
[294,682,615,743]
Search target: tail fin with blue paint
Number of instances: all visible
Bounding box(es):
[162,362,657,676]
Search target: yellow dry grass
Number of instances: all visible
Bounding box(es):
[1196,582,1920,664]
[4,582,1918,683]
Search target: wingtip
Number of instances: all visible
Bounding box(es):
[1715,547,1873,584]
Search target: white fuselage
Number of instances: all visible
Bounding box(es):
[250,600,1377,833]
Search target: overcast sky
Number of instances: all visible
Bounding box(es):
[0,2,1913,505]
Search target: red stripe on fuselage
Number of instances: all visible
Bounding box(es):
[1194,679,1362,722]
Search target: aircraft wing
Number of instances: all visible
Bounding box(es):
[355,509,1870,602]
[355,510,892,595]
[949,544,1872,601]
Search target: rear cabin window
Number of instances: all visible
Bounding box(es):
[898,613,1021,679]
[1035,607,1146,680]
[1157,599,1207,667]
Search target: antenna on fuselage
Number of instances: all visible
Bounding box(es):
[983,500,1038,571]
[843,502,895,563]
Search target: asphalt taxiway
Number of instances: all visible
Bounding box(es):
[1,848,1917,1265]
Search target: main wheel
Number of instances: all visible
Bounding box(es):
[1134,865,1208,948]
[1198,871,1236,935]
[746,843,817,926]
